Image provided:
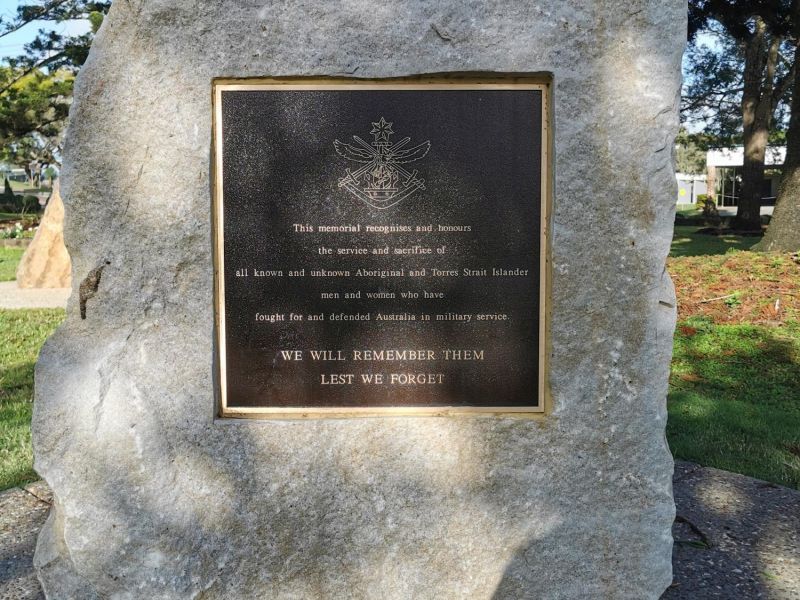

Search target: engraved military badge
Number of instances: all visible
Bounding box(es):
[334,117,430,209]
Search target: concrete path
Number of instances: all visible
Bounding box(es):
[0,282,69,310]
[663,462,799,599]
[0,482,50,599]
[1,462,798,598]
[717,206,775,218]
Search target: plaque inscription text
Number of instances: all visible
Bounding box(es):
[214,78,549,417]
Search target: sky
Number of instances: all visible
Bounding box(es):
[0,0,90,62]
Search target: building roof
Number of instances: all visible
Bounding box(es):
[707,147,786,167]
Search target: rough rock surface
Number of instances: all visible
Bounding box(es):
[10,464,800,599]
[32,1,685,598]
[16,184,71,289]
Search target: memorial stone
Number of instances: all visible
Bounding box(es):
[33,1,685,598]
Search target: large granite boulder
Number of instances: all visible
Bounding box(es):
[33,1,684,598]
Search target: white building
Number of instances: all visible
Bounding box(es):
[705,146,784,207]
[676,173,707,204]
[0,164,28,183]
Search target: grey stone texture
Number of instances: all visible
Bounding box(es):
[32,1,685,598]
[11,465,800,598]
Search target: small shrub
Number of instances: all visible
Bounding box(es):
[20,214,39,229]
[0,178,15,204]
[724,293,742,308]
[0,222,24,239]
[17,195,39,213]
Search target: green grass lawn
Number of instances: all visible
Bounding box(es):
[671,225,760,257]
[0,246,24,281]
[7,180,50,195]
[1,211,43,222]
[0,309,64,491]
[667,223,800,489]
[676,204,702,218]
[668,318,800,489]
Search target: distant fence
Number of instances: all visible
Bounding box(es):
[716,194,777,207]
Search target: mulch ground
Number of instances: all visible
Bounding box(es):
[668,252,800,325]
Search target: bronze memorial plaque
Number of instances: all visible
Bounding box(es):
[213,78,550,417]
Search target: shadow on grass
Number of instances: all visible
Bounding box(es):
[668,319,800,489]
[0,247,25,282]
[670,226,761,258]
[0,308,66,492]
[0,361,39,491]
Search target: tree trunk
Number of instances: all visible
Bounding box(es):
[733,19,776,232]
[756,8,800,251]
[736,135,767,231]
[706,163,716,203]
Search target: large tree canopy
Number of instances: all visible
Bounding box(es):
[683,31,793,142]
[756,0,800,251]
[685,0,796,232]
[0,1,109,91]
[0,1,109,169]
[675,129,711,174]
[0,68,74,168]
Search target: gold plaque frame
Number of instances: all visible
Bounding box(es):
[213,75,553,419]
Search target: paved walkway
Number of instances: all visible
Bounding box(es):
[664,462,799,599]
[0,282,69,310]
[717,206,775,217]
[0,482,50,599]
[1,462,798,598]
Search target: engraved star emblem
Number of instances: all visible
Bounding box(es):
[370,117,394,142]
